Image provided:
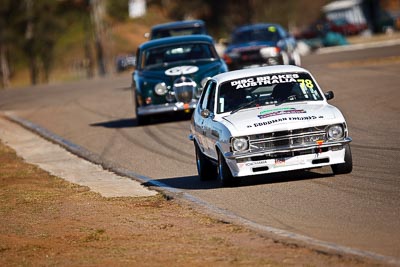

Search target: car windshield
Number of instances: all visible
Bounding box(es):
[217,72,323,114]
[142,43,215,68]
[232,26,280,44]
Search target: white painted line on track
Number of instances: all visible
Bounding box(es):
[3,112,400,266]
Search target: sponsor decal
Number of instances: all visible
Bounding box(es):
[258,107,306,119]
[245,160,269,167]
[230,73,300,89]
[275,158,286,166]
[165,65,199,76]
[248,115,325,128]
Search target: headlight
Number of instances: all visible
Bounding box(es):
[232,137,249,152]
[260,47,280,58]
[327,125,344,140]
[154,82,167,96]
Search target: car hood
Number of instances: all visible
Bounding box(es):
[221,102,345,136]
[226,41,278,52]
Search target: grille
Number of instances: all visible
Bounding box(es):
[172,77,196,103]
[249,126,327,151]
[174,86,193,103]
[240,49,260,60]
[239,49,263,65]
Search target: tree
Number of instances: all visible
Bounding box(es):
[0,1,23,88]
[90,0,108,76]
[59,0,95,78]
[23,0,63,85]
[158,0,328,39]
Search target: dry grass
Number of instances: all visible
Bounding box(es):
[0,140,382,266]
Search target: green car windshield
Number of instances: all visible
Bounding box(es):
[142,43,216,68]
[217,72,323,114]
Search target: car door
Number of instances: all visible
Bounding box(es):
[202,81,217,158]
[194,80,213,153]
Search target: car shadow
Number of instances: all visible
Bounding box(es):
[90,118,136,128]
[90,113,193,128]
[144,169,334,190]
[239,169,334,188]
[143,175,220,190]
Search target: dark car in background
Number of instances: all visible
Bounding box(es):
[145,20,207,40]
[132,35,228,125]
[223,23,301,70]
[329,18,368,36]
[115,54,136,72]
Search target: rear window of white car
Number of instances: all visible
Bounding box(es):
[217,72,323,114]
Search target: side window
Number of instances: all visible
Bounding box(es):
[135,48,141,69]
[198,81,210,109]
[206,82,216,113]
[200,80,215,110]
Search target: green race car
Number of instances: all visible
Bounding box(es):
[132,35,228,124]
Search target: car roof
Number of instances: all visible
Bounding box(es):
[138,34,214,50]
[212,65,310,84]
[233,23,282,33]
[151,20,205,31]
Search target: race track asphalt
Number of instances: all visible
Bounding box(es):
[1,42,399,265]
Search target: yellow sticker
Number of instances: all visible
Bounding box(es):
[268,26,276,32]
[297,79,314,89]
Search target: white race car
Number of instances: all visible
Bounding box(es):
[189,65,352,186]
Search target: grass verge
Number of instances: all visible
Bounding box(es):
[0,140,380,266]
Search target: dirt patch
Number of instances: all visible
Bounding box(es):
[0,141,382,266]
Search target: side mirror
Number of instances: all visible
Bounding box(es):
[200,109,210,118]
[325,91,334,100]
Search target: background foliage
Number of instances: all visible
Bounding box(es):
[0,0,329,88]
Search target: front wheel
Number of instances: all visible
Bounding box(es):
[136,113,151,126]
[331,144,353,174]
[135,99,151,126]
[195,142,217,181]
[218,150,239,187]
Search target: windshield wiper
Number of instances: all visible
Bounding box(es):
[275,95,297,106]
[230,98,260,114]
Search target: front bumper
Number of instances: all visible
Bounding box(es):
[137,100,197,116]
[224,138,352,177]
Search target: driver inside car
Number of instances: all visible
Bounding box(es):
[271,83,304,102]
[220,88,248,112]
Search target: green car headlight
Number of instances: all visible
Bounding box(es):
[154,82,167,96]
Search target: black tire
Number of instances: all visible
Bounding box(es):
[195,142,217,181]
[135,96,151,126]
[331,144,353,174]
[136,114,151,126]
[217,150,239,187]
